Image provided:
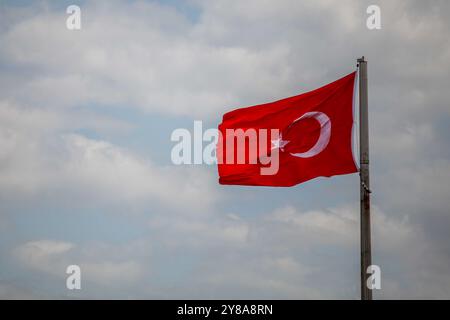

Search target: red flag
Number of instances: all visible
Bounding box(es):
[217,72,358,187]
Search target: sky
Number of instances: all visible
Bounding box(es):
[0,0,449,299]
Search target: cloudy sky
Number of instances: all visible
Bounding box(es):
[0,0,449,299]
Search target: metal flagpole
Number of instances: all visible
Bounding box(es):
[357,56,372,300]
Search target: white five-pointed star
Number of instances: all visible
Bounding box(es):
[271,134,289,152]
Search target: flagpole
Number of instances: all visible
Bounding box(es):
[357,56,372,300]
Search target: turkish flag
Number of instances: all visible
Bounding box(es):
[217,72,358,187]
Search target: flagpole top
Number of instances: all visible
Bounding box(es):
[357,56,366,68]
[357,57,366,68]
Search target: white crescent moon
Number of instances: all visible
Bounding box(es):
[289,111,331,158]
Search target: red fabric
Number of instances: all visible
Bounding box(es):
[217,71,358,187]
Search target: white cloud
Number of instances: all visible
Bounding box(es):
[0,101,220,210]
[61,133,220,211]
[0,1,293,118]
[269,205,358,246]
[148,212,249,248]
[139,203,441,299]
[247,204,450,299]
[13,240,75,274]
[13,239,146,287]
[81,261,143,286]
[0,283,41,300]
